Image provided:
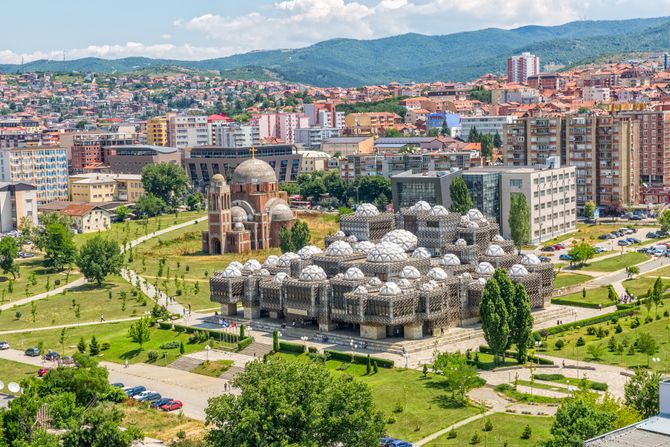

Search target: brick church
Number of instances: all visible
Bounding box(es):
[202,154,295,254]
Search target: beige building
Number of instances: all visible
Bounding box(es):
[298,150,330,173]
[320,137,374,157]
[68,173,144,203]
[59,203,112,234]
[0,182,38,232]
[147,117,168,146]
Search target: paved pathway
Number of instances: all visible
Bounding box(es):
[0,277,87,312]
[0,317,141,336]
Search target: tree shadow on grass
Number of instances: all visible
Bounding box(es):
[69,281,115,293]
[120,349,142,361]
[430,394,468,409]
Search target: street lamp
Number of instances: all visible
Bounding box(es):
[205,345,211,362]
[300,336,309,352]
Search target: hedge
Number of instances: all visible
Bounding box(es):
[308,346,318,354]
[550,298,603,309]
[533,309,636,337]
[279,341,306,354]
[237,336,253,352]
[479,345,553,365]
[158,322,173,330]
[324,349,394,368]
[172,324,244,343]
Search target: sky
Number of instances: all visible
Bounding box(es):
[1,0,670,64]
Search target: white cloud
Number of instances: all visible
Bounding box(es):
[161,33,172,40]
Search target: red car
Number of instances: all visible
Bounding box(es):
[160,400,183,412]
[37,368,49,377]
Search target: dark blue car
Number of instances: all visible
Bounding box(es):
[124,385,146,397]
[151,397,174,409]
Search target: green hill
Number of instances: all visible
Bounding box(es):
[1,16,670,86]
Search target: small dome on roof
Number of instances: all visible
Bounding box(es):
[465,221,479,229]
[344,267,365,281]
[480,218,489,225]
[397,279,413,289]
[297,245,322,260]
[467,209,484,220]
[380,282,402,296]
[477,277,487,285]
[354,285,368,294]
[263,255,279,267]
[485,244,505,257]
[228,261,243,269]
[412,247,431,259]
[211,173,226,185]
[242,259,262,273]
[273,272,289,283]
[345,235,358,243]
[410,201,432,212]
[420,282,435,292]
[220,266,242,278]
[233,222,245,231]
[428,267,448,281]
[270,203,293,222]
[455,238,467,246]
[492,234,504,242]
[355,203,379,217]
[354,241,376,254]
[299,265,327,282]
[277,252,299,267]
[381,229,418,251]
[232,158,277,184]
[231,206,247,222]
[442,253,461,266]
[460,272,472,280]
[522,254,542,265]
[258,269,271,276]
[510,264,530,278]
[335,230,346,237]
[368,277,383,287]
[367,242,408,263]
[400,266,421,279]
[459,216,470,227]
[476,262,495,276]
[430,205,449,216]
[325,240,354,257]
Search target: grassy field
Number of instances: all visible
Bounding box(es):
[127,214,339,311]
[542,223,656,247]
[623,276,662,296]
[424,413,554,447]
[119,402,206,443]
[0,256,82,305]
[276,352,481,443]
[0,276,147,331]
[0,358,37,389]
[551,286,614,308]
[645,265,670,277]
[0,321,210,365]
[190,359,233,377]
[554,272,593,289]
[581,252,650,272]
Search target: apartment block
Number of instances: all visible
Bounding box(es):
[253,113,309,144]
[564,114,598,205]
[622,109,670,186]
[596,116,640,208]
[107,145,181,175]
[60,132,138,173]
[503,116,562,166]
[0,146,68,204]
[68,173,144,203]
[146,117,168,146]
[460,116,513,139]
[0,182,38,232]
[294,127,340,149]
[211,124,260,148]
[167,115,209,149]
[320,137,374,157]
[343,112,401,136]
[507,52,540,83]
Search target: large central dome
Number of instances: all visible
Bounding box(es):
[232,158,277,184]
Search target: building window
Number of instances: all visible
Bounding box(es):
[509,179,523,188]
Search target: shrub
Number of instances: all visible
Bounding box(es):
[237,336,253,352]
[535,309,636,338]
[392,402,404,413]
[101,342,111,351]
[158,322,173,330]
[590,382,608,391]
[534,373,564,381]
[160,340,180,349]
[615,324,623,333]
[324,349,394,368]
[179,341,185,354]
[554,339,565,350]
[587,327,596,335]
[470,433,481,445]
[147,351,159,363]
[521,424,532,440]
[447,429,457,439]
[482,419,493,432]
[279,341,305,354]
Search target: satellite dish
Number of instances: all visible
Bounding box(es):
[0,380,4,391]
[7,382,20,393]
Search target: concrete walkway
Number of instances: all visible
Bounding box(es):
[0,316,141,336]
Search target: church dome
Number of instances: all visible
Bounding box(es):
[231,206,248,222]
[211,173,226,185]
[231,158,277,184]
[233,222,245,231]
[270,203,294,222]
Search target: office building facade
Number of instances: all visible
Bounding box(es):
[0,146,68,204]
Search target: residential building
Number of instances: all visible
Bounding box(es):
[184,145,302,190]
[253,113,310,144]
[303,103,344,128]
[320,137,374,157]
[298,151,331,174]
[146,117,168,146]
[564,114,598,205]
[0,146,68,204]
[0,182,38,232]
[582,86,611,102]
[503,116,562,166]
[622,109,670,186]
[425,113,460,134]
[343,112,401,136]
[295,127,340,149]
[460,116,514,139]
[167,114,209,149]
[527,72,563,90]
[106,145,181,175]
[212,124,260,148]
[60,132,138,173]
[507,52,540,83]
[68,173,144,203]
[390,169,461,211]
[59,203,112,233]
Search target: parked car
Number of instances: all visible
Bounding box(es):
[136,391,162,403]
[133,390,157,401]
[559,254,574,261]
[0,341,9,350]
[124,386,146,397]
[151,397,174,409]
[618,240,631,246]
[18,251,35,258]
[553,244,564,250]
[627,237,641,244]
[630,215,643,220]
[160,400,183,412]
[110,382,125,388]
[60,356,75,365]
[538,256,551,262]
[594,247,606,253]
[646,232,658,238]
[37,368,49,377]
[380,439,413,447]
[541,246,556,252]
[25,347,40,357]
[43,351,60,361]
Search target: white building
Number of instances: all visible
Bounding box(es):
[295,127,340,149]
[298,151,331,173]
[254,113,310,144]
[460,116,514,138]
[0,146,68,204]
[507,52,540,83]
[167,115,209,149]
[582,86,611,103]
[211,124,260,148]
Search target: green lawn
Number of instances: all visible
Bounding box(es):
[0,276,148,331]
[581,252,650,272]
[0,358,37,389]
[645,265,670,278]
[424,413,554,447]
[623,276,662,297]
[0,256,82,305]
[0,322,210,365]
[190,359,234,377]
[276,352,481,443]
[551,286,614,308]
[554,272,593,289]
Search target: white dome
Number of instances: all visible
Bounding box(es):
[345,235,358,243]
[354,240,376,254]
[273,272,289,283]
[442,253,461,266]
[400,266,421,279]
[467,209,484,220]
[258,269,271,276]
[492,234,505,242]
[379,282,402,296]
[299,265,327,282]
[480,218,489,225]
[465,221,480,229]
[220,266,242,278]
[510,264,529,277]
[397,278,413,289]
[354,285,368,294]
[355,203,379,217]
[335,230,346,237]
[231,206,247,223]
[242,259,262,273]
[297,245,322,260]
[410,201,431,212]
[344,267,365,281]
[521,254,541,265]
[233,222,245,231]
[477,277,487,285]
[430,205,449,216]
[263,255,279,268]
[459,216,471,227]
[367,242,408,263]
[476,262,495,276]
[277,252,300,267]
[428,267,448,281]
[228,261,243,269]
[381,229,418,251]
[325,240,354,257]
[420,282,435,292]
[368,277,383,287]
[459,272,472,280]
[412,247,432,259]
[485,244,505,257]
[455,238,467,246]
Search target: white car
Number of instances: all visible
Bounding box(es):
[0,341,9,350]
[132,390,156,401]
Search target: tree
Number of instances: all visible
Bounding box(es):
[186,192,205,211]
[62,403,142,447]
[480,134,494,158]
[651,277,664,316]
[467,126,480,143]
[354,175,392,204]
[384,127,401,137]
[587,343,605,361]
[141,162,190,209]
[426,128,440,137]
[128,317,152,350]
[625,368,662,418]
[89,336,100,356]
[77,337,86,354]
[626,266,640,278]
[290,220,311,251]
[493,131,502,148]
[43,223,76,272]
[658,209,670,233]
[512,283,533,363]
[479,279,509,364]
[76,236,124,287]
[508,193,530,253]
[440,119,450,137]
[205,356,385,447]
[114,205,130,222]
[583,201,596,220]
[432,351,480,403]
[134,194,165,218]
[636,332,658,367]
[569,242,596,266]
[449,177,472,214]
[59,327,67,355]
[279,225,294,253]
[0,235,18,279]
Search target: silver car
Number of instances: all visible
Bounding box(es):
[0,341,9,350]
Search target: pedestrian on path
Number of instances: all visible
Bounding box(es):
[100,314,105,322]
[124,360,129,368]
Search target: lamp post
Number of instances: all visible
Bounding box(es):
[350,339,355,362]
[205,345,211,362]
[300,336,309,352]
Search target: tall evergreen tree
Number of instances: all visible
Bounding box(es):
[480,280,509,364]
[509,193,531,253]
[512,283,533,363]
[279,225,294,253]
[493,131,503,148]
[467,126,480,143]
[480,134,494,158]
[492,269,516,347]
[440,119,450,137]
[449,177,472,214]
[290,220,311,251]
